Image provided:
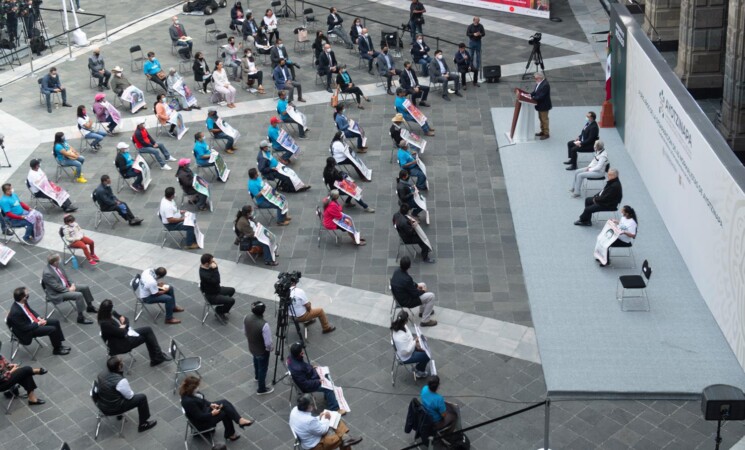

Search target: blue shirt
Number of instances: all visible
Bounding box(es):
[0,193,25,216]
[421,386,446,423]
[262,150,278,168]
[122,151,134,168]
[334,113,349,132]
[193,140,211,166]
[267,125,281,150]
[248,177,266,205]
[277,99,290,121]
[54,142,70,162]
[395,96,414,121]
[206,117,217,131]
[143,58,162,76]
[398,148,415,169]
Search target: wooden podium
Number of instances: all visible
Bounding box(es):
[507,88,538,144]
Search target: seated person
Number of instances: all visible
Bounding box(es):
[429,49,462,101]
[391,310,430,378]
[349,17,363,45]
[0,351,47,407]
[289,277,335,333]
[565,111,600,170]
[111,66,132,96]
[276,90,307,139]
[317,43,339,92]
[454,43,480,89]
[53,131,87,183]
[248,168,291,225]
[335,66,369,108]
[7,286,71,355]
[160,186,200,250]
[390,114,404,146]
[88,47,111,91]
[357,28,380,73]
[132,121,175,170]
[394,204,434,263]
[272,58,305,103]
[397,142,428,191]
[574,169,622,226]
[169,16,193,58]
[241,11,259,46]
[570,140,608,197]
[213,60,238,108]
[0,182,38,243]
[138,265,185,324]
[206,109,237,154]
[41,67,72,114]
[199,253,236,319]
[143,51,168,92]
[399,61,430,107]
[94,175,144,225]
[390,256,436,326]
[26,158,77,212]
[257,140,311,193]
[154,94,177,138]
[410,35,432,77]
[176,159,209,211]
[290,394,362,450]
[62,214,98,266]
[601,205,637,267]
[234,205,278,266]
[322,190,366,246]
[255,25,273,55]
[334,105,367,151]
[180,375,253,442]
[92,93,120,135]
[270,38,299,74]
[421,375,460,433]
[326,7,354,48]
[395,88,434,136]
[193,132,217,177]
[167,68,201,111]
[77,104,105,150]
[223,36,243,80]
[323,157,373,212]
[312,31,331,66]
[268,116,294,164]
[97,299,171,366]
[240,48,265,93]
[114,143,145,192]
[377,45,402,95]
[397,170,423,217]
[42,252,98,322]
[329,131,368,178]
[288,343,346,414]
[96,356,158,432]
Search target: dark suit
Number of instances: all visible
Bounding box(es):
[99,312,165,362]
[429,58,460,94]
[269,45,297,77]
[42,263,94,316]
[567,121,600,166]
[454,49,478,86]
[390,268,423,308]
[530,79,552,136]
[7,301,66,349]
[181,394,243,439]
[377,52,401,91]
[317,50,339,89]
[93,183,136,221]
[357,35,380,71]
[287,355,340,410]
[411,41,431,76]
[400,67,429,105]
[394,212,430,259]
[579,177,622,223]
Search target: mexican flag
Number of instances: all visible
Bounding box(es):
[605,33,612,101]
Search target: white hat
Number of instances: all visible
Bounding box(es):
[116,142,129,149]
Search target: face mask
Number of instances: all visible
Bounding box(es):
[162,98,166,103]
[174,20,179,24]
[280,62,285,66]
[10,189,14,195]
[247,52,252,57]
[436,54,442,60]
[362,33,368,38]
[115,72,122,77]
[279,44,284,48]
[417,39,422,44]
[325,48,330,53]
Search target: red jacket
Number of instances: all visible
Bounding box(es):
[322,200,342,230]
[132,127,154,149]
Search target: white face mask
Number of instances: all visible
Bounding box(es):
[436,54,442,60]
[417,39,422,44]
[362,33,368,38]
[247,52,252,57]
[325,48,331,53]
[279,44,284,48]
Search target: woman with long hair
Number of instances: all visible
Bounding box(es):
[322,189,366,246]
[180,375,254,442]
[154,93,177,137]
[53,131,86,183]
[240,48,265,94]
[76,104,105,150]
[335,65,369,109]
[212,60,237,108]
[333,103,367,151]
[390,310,430,378]
[234,205,278,266]
[312,30,330,66]
[192,51,212,94]
[262,8,279,44]
[323,157,374,212]
[601,204,638,267]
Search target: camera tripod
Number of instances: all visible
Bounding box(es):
[0,139,9,168]
[522,42,544,80]
[276,0,296,20]
[271,295,307,385]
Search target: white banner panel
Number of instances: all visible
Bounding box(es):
[624,32,745,368]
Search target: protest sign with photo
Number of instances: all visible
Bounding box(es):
[593,220,621,265]
[32,178,70,206]
[400,128,427,153]
[172,79,198,107]
[0,243,15,265]
[217,118,241,143]
[403,99,427,126]
[132,155,152,190]
[105,102,122,126]
[184,212,205,248]
[276,162,305,191]
[347,119,367,148]
[333,213,360,244]
[334,177,362,201]
[260,184,289,214]
[277,129,301,157]
[209,151,230,182]
[407,214,432,249]
[167,109,189,140]
[342,143,372,181]
[412,189,429,224]
[121,85,146,113]
[253,222,278,262]
[286,105,308,130]
[192,175,213,211]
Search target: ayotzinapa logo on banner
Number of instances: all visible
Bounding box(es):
[658,90,693,158]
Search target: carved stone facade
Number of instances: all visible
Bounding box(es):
[674,0,727,90]
[717,0,745,152]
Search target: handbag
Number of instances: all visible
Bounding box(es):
[330,88,339,108]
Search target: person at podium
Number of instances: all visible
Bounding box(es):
[530,72,552,140]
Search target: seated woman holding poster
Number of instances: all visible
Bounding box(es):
[257,140,311,193]
[322,190,366,246]
[76,105,105,151]
[62,214,98,266]
[333,105,367,151]
[234,205,278,266]
[248,168,291,226]
[330,132,368,180]
[167,68,201,111]
[154,94,177,138]
[176,159,209,211]
[391,310,430,378]
[599,205,637,267]
[323,157,374,213]
[92,93,120,135]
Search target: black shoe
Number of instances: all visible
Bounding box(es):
[423,257,436,263]
[138,420,157,432]
[342,436,363,447]
[53,346,71,355]
[128,218,144,226]
[442,95,451,101]
[566,166,577,171]
[28,398,46,406]
[386,90,394,95]
[63,206,79,212]
[62,103,73,107]
[419,101,430,107]
[326,88,333,93]
[77,316,94,325]
[150,352,172,367]
[573,220,592,227]
[563,160,573,165]
[86,305,98,313]
[4,229,13,236]
[454,91,463,97]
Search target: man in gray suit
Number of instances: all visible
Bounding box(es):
[41,253,97,324]
[429,49,461,102]
[376,45,401,95]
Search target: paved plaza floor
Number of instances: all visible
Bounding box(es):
[0,0,744,448]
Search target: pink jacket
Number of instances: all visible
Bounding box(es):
[322,200,342,230]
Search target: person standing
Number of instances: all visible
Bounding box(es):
[96,356,158,432]
[530,72,552,140]
[409,0,426,44]
[199,254,236,320]
[244,301,275,395]
[466,17,485,75]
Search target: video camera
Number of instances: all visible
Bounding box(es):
[274,271,302,302]
[528,32,542,46]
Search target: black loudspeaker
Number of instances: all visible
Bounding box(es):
[483,65,501,83]
[701,385,745,421]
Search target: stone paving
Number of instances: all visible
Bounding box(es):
[0,0,744,448]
